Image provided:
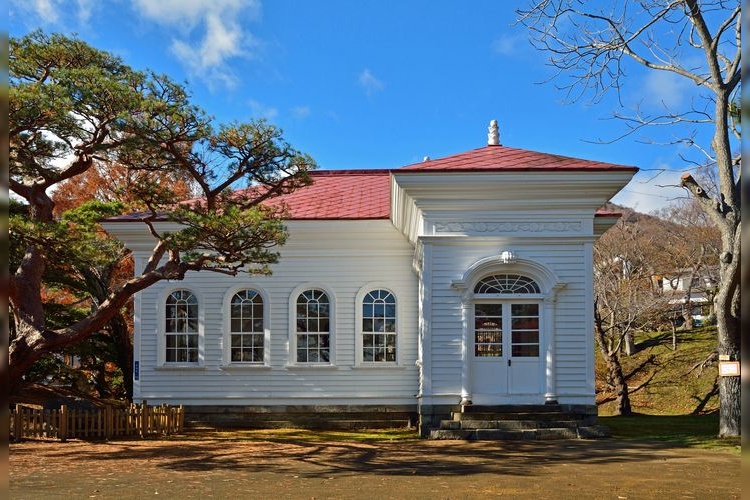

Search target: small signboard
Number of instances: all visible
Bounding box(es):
[134,360,140,381]
[718,361,740,377]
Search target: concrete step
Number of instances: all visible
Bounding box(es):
[460,404,565,414]
[430,425,609,440]
[453,412,597,426]
[444,419,582,430]
[454,411,569,421]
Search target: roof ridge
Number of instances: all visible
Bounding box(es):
[397,144,637,172]
[310,169,392,176]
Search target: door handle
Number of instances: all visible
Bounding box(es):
[508,359,512,367]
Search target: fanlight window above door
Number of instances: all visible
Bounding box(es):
[474,274,541,294]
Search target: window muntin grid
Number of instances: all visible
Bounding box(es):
[474,274,541,294]
[296,289,330,363]
[474,303,502,357]
[165,290,198,363]
[230,290,264,363]
[511,303,539,357]
[362,289,396,363]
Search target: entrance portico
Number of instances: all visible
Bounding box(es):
[450,254,567,407]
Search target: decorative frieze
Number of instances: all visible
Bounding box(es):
[434,221,582,233]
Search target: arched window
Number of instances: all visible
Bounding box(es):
[474,274,541,294]
[296,289,330,363]
[230,290,264,363]
[165,290,198,363]
[362,289,396,363]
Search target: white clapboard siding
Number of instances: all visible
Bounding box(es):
[133,220,420,405]
[425,235,594,404]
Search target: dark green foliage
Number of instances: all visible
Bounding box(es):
[9,31,314,396]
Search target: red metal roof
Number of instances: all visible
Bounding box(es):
[594,210,623,218]
[104,145,636,222]
[399,145,638,172]
[270,170,391,220]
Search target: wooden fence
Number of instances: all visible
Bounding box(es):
[10,402,184,442]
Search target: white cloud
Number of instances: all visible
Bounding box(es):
[611,167,691,214]
[491,33,525,56]
[133,0,261,88]
[10,0,97,28]
[76,0,94,25]
[291,106,311,119]
[642,71,693,110]
[358,69,384,96]
[133,0,261,28]
[34,0,59,23]
[11,0,60,24]
[247,99,278,120]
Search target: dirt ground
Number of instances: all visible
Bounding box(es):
[10,432,740,499]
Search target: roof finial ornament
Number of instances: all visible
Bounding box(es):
[487,119,500,146]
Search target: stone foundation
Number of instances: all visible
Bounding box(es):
[184,404,418,430]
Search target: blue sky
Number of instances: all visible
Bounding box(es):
[9,0,725,213]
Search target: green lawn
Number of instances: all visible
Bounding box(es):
[596,326,722,416]
[599,414,740,452]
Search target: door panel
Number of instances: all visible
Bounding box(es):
[471,301,541,400]
[471,303,507,395]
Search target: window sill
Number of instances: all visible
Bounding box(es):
[220,364,273,371]
[285,364,339,371]
[155,365,205,371]
[352,364,408,370]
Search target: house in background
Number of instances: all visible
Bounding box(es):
[103,121,638,437]
[657,268,718,327]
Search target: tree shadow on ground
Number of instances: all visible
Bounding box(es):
[10,433,710,479]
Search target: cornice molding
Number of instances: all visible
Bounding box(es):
[434,221,582,233]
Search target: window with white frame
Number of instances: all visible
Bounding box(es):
[165,289,198,363]
[230,289,264,363]
[362,289,396,363]
[473,273,542,359]
[295,289,330,363]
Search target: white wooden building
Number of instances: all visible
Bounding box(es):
[103,122,637,435]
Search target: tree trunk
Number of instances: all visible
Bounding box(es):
[603,349,632,416]
[9,267,162,395]
[681,171,741,437]
[623,331,635,356]
[682,307,694,330]
[110,312,134,400]
[594,306,632,416]
[8,322,48,395]
[714,241,741,437]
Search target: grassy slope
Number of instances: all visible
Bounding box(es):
[594,325,741,451]
[595,325,720,416]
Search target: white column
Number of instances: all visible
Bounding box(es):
[417,242,433,399]
[458,288,471,405]
[544,283,567,403]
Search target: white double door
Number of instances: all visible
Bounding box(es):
[470,300,542,402]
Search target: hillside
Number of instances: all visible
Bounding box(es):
[596,326,719,416]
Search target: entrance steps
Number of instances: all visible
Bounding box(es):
[429,404,609,440]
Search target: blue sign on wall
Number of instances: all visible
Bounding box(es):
[134,361,139,381]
